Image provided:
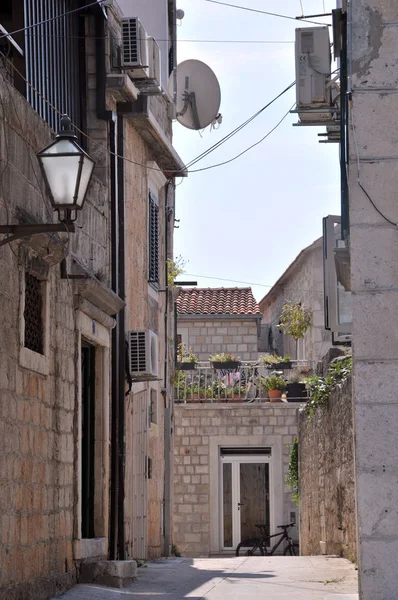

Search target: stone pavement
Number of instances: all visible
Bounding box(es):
[51,556,358,600]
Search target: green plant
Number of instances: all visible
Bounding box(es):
[305,356,352,419]
[177,343,197,363]
[171,544,181,557]
[167,255,185,287]
[279,302,312,341]
[261,375,286,392]
[260,353,291,366]
[286,437,299,506]
[210,352,240,363]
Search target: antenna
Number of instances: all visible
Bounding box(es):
[169,59,222,131]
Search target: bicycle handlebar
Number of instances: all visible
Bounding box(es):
[277,523,295,529]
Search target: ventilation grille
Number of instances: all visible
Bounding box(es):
[129,331,147,373]
[122,18,140,65]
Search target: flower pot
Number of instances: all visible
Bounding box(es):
[212,361,241,370]
[268,389,283,402]
[176,362,197,371]
[265,362,292,370]
[286,382,307,402]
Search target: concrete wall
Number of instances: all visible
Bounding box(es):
[349,2,398,598]
[173,404,299,556]
[260,244,332,363]
[298,377,356,562]
[177,317,260,362]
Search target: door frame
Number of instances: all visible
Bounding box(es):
[220,453,273,551]
[209,435,283,555]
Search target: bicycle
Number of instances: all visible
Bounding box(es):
[235,523,299,556]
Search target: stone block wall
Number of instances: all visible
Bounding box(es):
[178,317,260,362]
[298,377,356,561]
[173,403,299,556]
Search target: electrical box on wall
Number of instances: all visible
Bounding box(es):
[295,27,332,122]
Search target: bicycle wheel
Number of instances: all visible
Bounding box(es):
[236,538,265,556]
[283,542,299,556]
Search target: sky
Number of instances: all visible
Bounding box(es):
[172,0,339,302]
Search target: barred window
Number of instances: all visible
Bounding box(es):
[149,388,158,425]
[24,273,44,354]
[149,191,159,285]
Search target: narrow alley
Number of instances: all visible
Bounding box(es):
[51,557,358,600]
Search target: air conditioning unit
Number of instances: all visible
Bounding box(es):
[295,27,332,123]
[121,17,149,79]
[134,37,162,94]
[128,330,159,380]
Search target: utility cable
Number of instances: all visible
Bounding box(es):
[201,0,330,26]
[185,105,294,173]
[299,0,304,17]
[182,273,323,294]
[0,0,106,41]
[184,82,295,170]
[0,49,295,176]
[9,33,295,44]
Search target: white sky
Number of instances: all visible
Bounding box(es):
[172,0,339,302]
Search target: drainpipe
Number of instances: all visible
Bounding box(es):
[117,114,126,560]
[163,179,173,556]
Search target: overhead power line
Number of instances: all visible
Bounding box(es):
[183,273,323,294]
[0,0,106,41]
[201,0,330,25]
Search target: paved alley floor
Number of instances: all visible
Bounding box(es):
[51,556,358,600]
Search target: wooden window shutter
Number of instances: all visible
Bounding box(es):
[149,191,159,284]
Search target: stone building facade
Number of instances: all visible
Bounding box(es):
[176,288,262,362]
[259,237,333,363]
[0,1,183,598]
[173,404,299,556]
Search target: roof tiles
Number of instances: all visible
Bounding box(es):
[176,287,261,316]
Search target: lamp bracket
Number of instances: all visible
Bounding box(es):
[0,223,75,247]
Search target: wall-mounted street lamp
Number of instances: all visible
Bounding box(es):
[0,115,95,247]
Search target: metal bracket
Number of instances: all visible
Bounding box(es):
[0,223,75,247]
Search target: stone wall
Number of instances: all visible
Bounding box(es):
[298,377,356,561]
[177,317,260,362]
[173,403,299,556]
[260,243,333,363]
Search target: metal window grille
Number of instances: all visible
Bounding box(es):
[24,272,44,354]
[149,192,159,284]
[24,0,83,134]
[149,388,157,424]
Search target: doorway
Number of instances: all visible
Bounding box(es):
[220,448,271,550]
[81,340,96,539]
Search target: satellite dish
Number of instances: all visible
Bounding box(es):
[168,59,221,130]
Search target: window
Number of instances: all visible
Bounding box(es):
[149,388,158,425]
[24,272,44,354]
[148,190,159,285]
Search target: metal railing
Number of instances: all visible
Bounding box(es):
[174,360,313,404]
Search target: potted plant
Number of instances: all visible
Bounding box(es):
[209,379,228,402]
[176,344,198,370]
[259,353,292,370]
[231,384,245,402]
[286,368,309,402]
[210,353,241,370]
[261,375,286,402]
[279,302,312,358]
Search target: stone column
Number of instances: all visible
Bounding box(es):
[349,1,398,598]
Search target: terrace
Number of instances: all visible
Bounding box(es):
[174,360,312,404]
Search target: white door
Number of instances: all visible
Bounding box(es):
[220,453,272,551]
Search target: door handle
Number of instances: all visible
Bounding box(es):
[237,502,244,510]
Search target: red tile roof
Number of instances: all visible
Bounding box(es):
[176,287,261,316]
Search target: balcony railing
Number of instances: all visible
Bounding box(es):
[174,360,313,404]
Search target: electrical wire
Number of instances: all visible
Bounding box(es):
[201,0,331,25]
[0,0,106,41]
[184,82,295,170]
[351,104,398,227]
[0,48,295,176]
[299,0,304,17]
[185,104,294,173]
[7,33,295,44]
[182,273,323,294]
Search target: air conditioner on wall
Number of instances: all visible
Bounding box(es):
[134,37,162,94]
[128,330,159,380]
[295,26,332,122]
[121,17,149,79]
